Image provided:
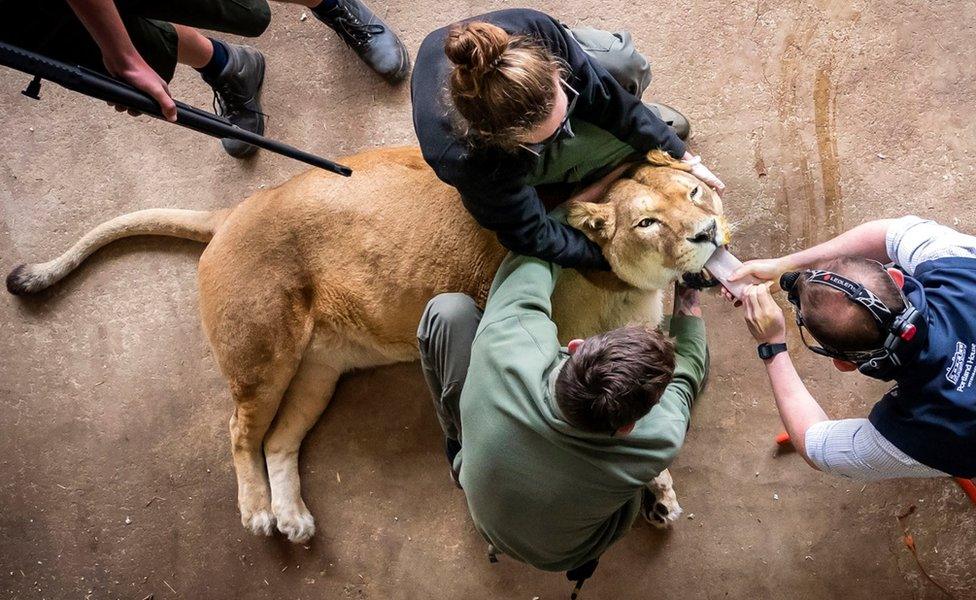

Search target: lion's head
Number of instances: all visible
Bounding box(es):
[567,150,730,290]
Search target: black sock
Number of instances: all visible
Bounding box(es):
[311,0,340,18]
[196,38,229,80]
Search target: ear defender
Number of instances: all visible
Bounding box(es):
[863,304,927,378]
[780,271,802,306]
[779,271,802,291]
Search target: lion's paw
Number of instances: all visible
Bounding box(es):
[242,509,276,537]
[274,502,316,544]
[641,486,683,529]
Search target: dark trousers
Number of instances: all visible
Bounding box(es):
[0,0,271,81]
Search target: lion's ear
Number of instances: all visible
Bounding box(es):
[644,149,691,172]
[567,201,616,242]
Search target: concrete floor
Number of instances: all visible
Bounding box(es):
[2,0,975,598]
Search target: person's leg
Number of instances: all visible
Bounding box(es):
[110,0,270,157]
[122,0,272,39]
[115,19,265,160]
[566,26,651,98]
[173,24,213,69]
[567,24,690,140]
[417,293,483,486]
[0,0,267,78]
[274,0,410,83]
[164,24,266,158]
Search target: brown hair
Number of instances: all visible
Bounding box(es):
[555,326,676,434]
[444,21,563,148]
[799,257,906,351]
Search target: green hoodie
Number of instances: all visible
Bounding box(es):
[457,253,708,572]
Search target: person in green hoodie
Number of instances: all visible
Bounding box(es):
[416,252,708,578]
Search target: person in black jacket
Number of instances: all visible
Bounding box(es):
[411,8,726,270]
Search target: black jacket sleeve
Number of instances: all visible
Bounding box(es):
[456,172,611,270]
[523,10,687,159]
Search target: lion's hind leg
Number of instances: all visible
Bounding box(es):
[200,274,314,537]
[262,330,345,543]
[224,325,311,537]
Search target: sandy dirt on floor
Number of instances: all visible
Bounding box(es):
[1,0,975,598]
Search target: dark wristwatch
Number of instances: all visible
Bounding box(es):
[757,342,787,360]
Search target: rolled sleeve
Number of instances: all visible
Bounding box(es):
[804,418,948,480]
[886,216,976,275]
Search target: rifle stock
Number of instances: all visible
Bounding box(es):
[0,41,352,176]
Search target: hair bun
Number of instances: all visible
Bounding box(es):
[445,22,510,77]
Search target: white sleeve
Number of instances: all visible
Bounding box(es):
[804,418,949,480]
[885,215,976,275]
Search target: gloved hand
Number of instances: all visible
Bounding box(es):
[682,153,726,196]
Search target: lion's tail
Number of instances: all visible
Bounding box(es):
[6,208,229,296]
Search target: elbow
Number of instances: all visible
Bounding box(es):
[798,451,824,472]
[792,426,825,472]
[496,231,538,257]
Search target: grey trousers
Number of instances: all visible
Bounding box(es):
[566,26,652,98]
[417,293,483,442]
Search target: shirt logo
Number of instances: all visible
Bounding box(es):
[946,342,966,385]
[946,341,976,392]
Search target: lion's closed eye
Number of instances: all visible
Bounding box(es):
[635,217,659,228]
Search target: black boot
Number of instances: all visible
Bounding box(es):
[315,0,410,83]
[647,102,691,141]
[201,43,266,158]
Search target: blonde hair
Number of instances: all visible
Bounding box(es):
[444,21,563,149]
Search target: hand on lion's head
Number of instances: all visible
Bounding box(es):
[568,150,730,291]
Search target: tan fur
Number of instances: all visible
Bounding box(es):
[9,146,727,542]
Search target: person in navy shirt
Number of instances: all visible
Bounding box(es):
[729,216,976,480]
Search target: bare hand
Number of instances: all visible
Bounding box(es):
[729,258,789,289]
[673,282,702,317]
[682,153,726,196]
[103,52,176,121]
[742,283,786,344]
[719,285,742,307]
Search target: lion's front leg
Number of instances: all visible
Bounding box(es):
[640,468,683,529]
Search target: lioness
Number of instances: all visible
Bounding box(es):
[7,146,728,543]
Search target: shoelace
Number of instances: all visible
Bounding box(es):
[329,6,384,47]
[211,84,267,122]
